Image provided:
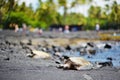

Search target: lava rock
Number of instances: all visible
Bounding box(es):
[96,61,113,67]
[65,45,71,51]
[104,44,112,49]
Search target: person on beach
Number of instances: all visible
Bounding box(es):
[95,23,100,32]
[22,23,29,35]
[59,27,63,32]
[14,24,19,32]
[64,25,70,33]
[38,28,43,35]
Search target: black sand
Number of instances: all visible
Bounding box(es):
[0,30,120,80]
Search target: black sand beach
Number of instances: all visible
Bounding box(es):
[0,30,120,80]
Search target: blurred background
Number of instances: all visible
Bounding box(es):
[0,0,120,31]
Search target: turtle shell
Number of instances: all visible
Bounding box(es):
[69,57,92,66]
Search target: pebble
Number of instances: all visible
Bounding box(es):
[83,74,93,80]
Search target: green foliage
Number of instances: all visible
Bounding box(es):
[7,12,28,26]
[88,6,101,18]
[65,13,85,25]
[0,0,120,30]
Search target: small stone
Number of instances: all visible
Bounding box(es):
[107,57,113,61]
[83,74,93,80]
[4,57,10,60]
[104,43,112,49]
[65,45,71,51]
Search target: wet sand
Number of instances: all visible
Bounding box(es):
[0,30,120,80]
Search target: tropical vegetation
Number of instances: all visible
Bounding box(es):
[0,0,120,30]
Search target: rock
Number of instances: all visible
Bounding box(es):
[106,57,113,61]
[104,43,112,49]
[22,45,34,51]
[4,57,10,61]
[54,52,62,58]
[85,43,96,55]
[65,45,71,51]
[79,47,86,56]
[58,46,66,52]
[5,40,11,45]
[95,61,113,67]
[0,55,10,61]
[20,39,31,45]
[83,74,93,80]
[76,42,97,56]
[52,45,60,52]
[27,39,32,45]
[29,50,51,59]
[87,42,95,47]
[87,49,96,55]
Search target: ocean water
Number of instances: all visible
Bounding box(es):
[61,42,120,67]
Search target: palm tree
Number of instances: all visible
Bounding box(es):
[3,0,16,29]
